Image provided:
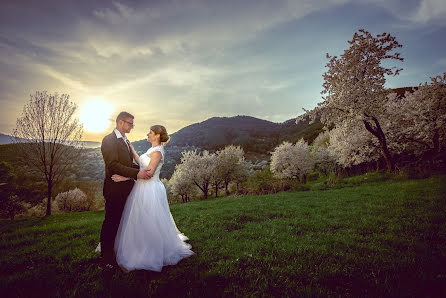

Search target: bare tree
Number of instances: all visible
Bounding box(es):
[12,91,84,216]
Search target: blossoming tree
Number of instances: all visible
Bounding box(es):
[270,139,314,183]
[168,168,198,203]
[173,150,216,200]
[326,120,381,169]
[385,72,446,167]
[304,29,404,171]
[214,145,248,196]
[310,130,337,175]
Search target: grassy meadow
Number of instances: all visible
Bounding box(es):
[1,174,446,297]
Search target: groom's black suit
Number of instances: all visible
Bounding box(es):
[100,130,139,264]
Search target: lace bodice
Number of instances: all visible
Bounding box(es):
[139,145,164,180]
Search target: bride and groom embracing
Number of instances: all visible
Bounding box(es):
[98,111,193,272]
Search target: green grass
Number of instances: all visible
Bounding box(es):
[1,175,446,297]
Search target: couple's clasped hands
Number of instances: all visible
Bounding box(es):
[111,169,152,182]
[111,141,154,182]
[137,168,153,179]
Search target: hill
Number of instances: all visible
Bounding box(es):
[0,133,26,145]
[134,115,322,154]
[1,174,445,296]
[132,115,323,178]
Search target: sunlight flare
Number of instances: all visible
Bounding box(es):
[79,99,113,132]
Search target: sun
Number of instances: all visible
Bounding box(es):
[79,100,113,133]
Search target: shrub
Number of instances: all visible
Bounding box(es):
[54,188,91,212]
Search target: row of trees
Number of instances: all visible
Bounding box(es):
[168,145,249,202]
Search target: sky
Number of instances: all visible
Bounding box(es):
[1,0,445,142]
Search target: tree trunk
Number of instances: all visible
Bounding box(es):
[203,183,209,200]
[225,180,230,195]
[46,180,52,216]
[302,174,307,184]
[215,184,219,198]
[363,119,395,172]
[194,181,209,200]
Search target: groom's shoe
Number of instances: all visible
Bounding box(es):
[104,263,115,271]
[98,258,116,271]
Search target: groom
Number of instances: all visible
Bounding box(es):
[100,111,151,270]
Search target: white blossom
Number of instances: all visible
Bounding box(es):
[54,188,91,212]
[299,29,403,171]
[270,139,314,181]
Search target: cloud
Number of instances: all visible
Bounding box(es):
[1,0,446,140]
[437,58,446,66]
[413,0,446,24]
[39,65,88,92]
[359,0,446,26]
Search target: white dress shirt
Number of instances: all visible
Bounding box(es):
[114,128,130,152]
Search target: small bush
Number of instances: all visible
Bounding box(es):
[54,188,92,212]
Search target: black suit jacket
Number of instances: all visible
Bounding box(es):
[101,131,140,199]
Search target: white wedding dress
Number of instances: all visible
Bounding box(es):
[114,145,193,272]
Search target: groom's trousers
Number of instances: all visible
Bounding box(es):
[100,194,127,264]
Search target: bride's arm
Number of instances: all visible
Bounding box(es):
[146,151,162,176]
[111,174,130,182]
[112,151,161,181]
[129,142,140,164]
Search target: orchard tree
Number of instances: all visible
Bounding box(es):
[214,145,248,196]
[175,150,216,200]
[310,131,337,175]
[302,29,404,171]
[327,120,381,168]
[54,188,89,212]
[168,168,198,203]
[12,91,84,216]
[385,72,446,166]
[270,139,314,183]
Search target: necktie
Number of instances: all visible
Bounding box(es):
[125,138,131,151]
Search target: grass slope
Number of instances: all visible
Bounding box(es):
[1,175,446,297]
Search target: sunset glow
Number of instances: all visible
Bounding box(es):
[79,100,113,133]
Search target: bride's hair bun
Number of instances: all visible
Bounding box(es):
[150,125,170,144]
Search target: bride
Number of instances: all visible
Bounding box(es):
[110,125,193,272]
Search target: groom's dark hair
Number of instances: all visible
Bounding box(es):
[116,111,134,125]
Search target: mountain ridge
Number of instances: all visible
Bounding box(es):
[0,133,100,148]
